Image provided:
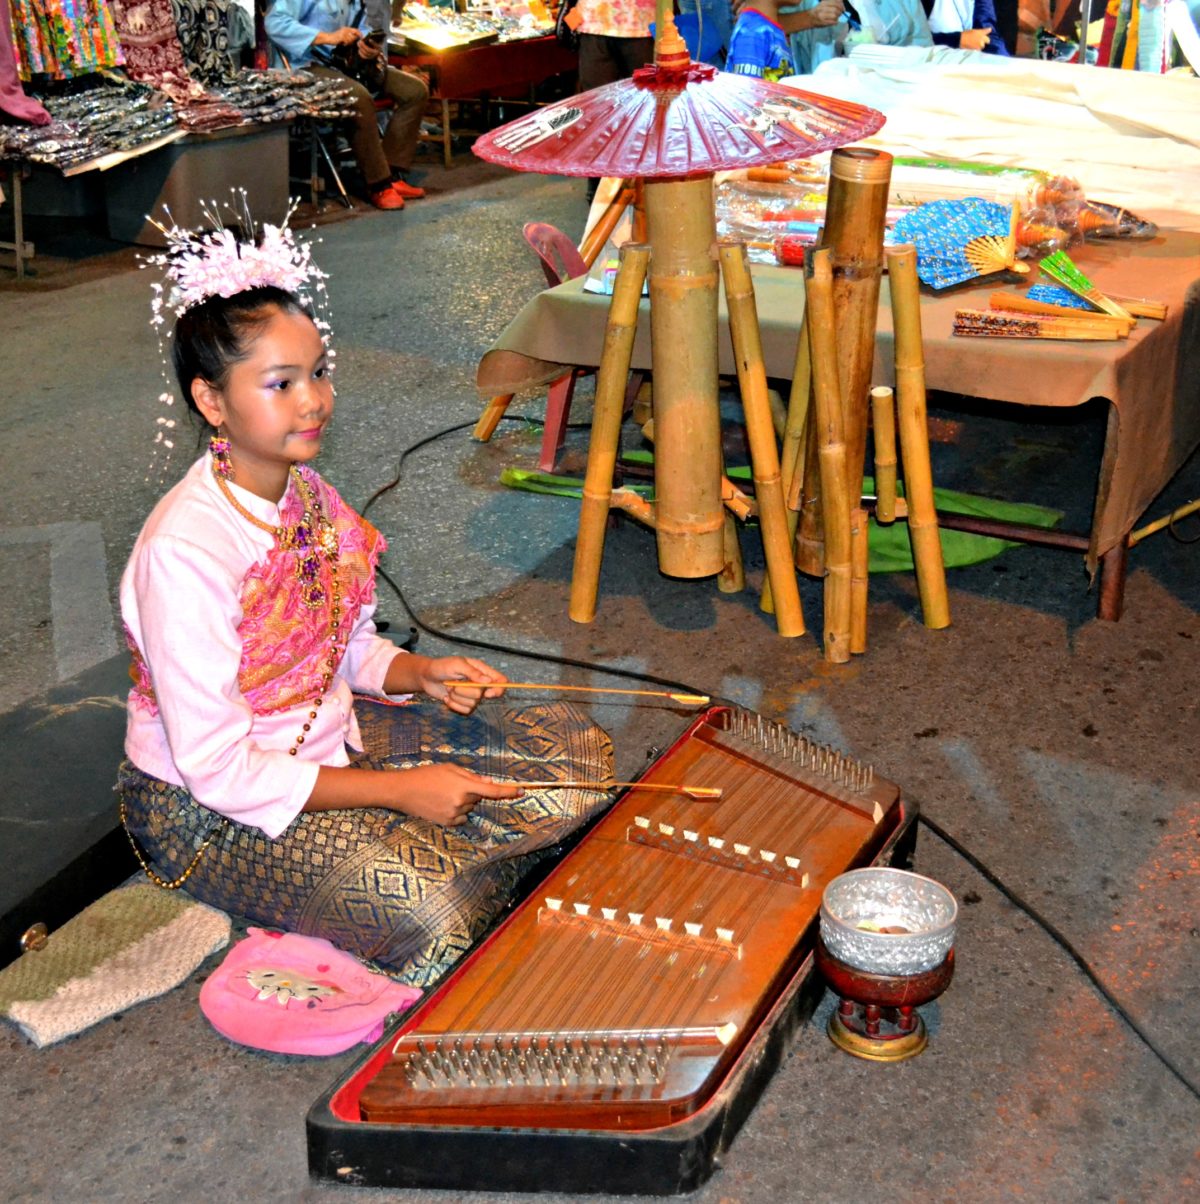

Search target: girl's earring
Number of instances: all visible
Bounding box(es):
[210,428,234,478]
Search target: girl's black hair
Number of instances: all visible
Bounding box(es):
[172,286,312,420]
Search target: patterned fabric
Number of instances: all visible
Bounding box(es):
[170,0,237,84]
[117,697,614,988]
[125,467,386,720]
[1,0,51,119]
[8,0,123,79]
[575,0,655,39]
[109,0,205,100]
[237,469,385,716]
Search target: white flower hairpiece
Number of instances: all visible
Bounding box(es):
[140,192,334,484]
[143,194,330,326]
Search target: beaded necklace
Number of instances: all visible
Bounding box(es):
[215,464,344,757]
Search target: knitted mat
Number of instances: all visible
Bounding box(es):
[0,883,231,1048]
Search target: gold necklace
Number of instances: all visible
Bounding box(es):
[215,463,344,757]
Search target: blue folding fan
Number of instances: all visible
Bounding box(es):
[891,198,1029,290]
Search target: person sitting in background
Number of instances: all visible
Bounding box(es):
[922,0,1011,52]
[265,0,430,210]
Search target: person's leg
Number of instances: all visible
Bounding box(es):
[307,63,395,202]
[615,34,655,76]
[380,65,430,179]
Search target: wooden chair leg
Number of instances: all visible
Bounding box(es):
[538,371,581,472]
[473,394,515,441]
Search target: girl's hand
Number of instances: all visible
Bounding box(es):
[960,28,992,50]
[419,656,508,715]
[389,764,524,826]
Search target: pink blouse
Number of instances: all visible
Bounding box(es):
[576,0,655,38]
[121,455,402,839]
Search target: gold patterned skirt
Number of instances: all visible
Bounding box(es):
[116,698,613,987]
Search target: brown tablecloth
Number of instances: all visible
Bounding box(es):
[478,229,1200,567]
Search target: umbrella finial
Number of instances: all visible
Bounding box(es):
[655,12,691,74]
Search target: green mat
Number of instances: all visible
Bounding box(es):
[499,462,1061,574]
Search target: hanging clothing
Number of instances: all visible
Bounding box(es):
[170,0,239,84]
[7,0,123,80]
[109,0,206,99]
[1,0,50,120]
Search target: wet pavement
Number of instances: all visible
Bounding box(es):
[1,154,1198,1203]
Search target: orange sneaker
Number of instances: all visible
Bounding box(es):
[390,178,426,200]
[370,186,405,210]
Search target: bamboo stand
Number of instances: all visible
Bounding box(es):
[796,148,892,576]
[885,245,950,630]
[569,243,652,623]
[805,248,852,661]
[720,241,806,638]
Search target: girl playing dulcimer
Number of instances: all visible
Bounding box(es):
[117,210,613,987]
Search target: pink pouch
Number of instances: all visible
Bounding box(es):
[199,928,421,1055]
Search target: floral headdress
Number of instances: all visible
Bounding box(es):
[140,193,333,473]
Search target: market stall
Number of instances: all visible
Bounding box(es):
[388,3,575,168]
[0,0,357,273]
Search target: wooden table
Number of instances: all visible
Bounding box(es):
[478,230,1200,620]
[389,34,577,168]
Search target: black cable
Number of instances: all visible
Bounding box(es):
[366,414,1200,1102]
[362,414,713,699]
[918,811,1199,1102]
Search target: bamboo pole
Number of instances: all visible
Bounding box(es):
[472,393,514,441]
[870,385,898,523]
[645,175,726,578]
[806,248,853,663]
[761,309,811,615]
[579,184,636,269]
[782,309,812,513]
[718,509,746,594]
[887,244,950,631]
[569,243,651,624]
[796,147,892,577]
[632,179,648,244]
[850,505,869,654]
[1129,496,1200,545]
[720,239,805,638]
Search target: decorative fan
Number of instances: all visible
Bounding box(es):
[891,198,1029,290]
[1039,250,1132,320]
[1026,284,1091,311]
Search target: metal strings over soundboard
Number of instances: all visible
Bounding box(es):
[358,707,903,1132]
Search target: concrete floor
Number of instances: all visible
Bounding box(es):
[1,157,1198,1203]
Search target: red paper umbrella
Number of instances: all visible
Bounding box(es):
[475,17,884,591]
[473,45,883,180]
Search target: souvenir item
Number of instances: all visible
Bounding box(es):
[891,197,1028,289]
[0,884,230,1047]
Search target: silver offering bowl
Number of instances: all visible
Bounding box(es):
[817,868,958,1061]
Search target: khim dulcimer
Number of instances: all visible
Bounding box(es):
[308,706,916,1194]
